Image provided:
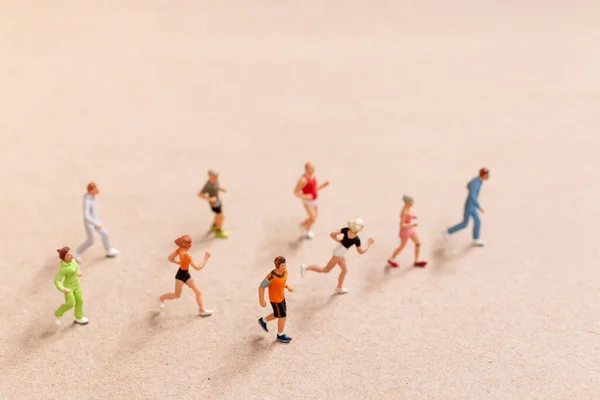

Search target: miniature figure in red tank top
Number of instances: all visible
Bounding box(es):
[293,161,330,239]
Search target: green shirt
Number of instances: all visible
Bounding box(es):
[201,180,219,200]
[54,260,81,291]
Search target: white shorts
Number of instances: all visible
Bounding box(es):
[332,243,348,258]
[303,199,318,206]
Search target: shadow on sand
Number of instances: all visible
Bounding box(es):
[201,335,277,394]
[114,309,201,358]
[293,293,339,333]
[361,263,415,294]
[430,239,475,272]
[19,259,58,299]
[255,219,307,268]
[1,318,77,369]
[193,230,218,246]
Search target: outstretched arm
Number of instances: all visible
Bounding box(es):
[357,238,375,254]
[317,180,330,190]
[218,186,227,193]
[191,252,211,270]
[168,250,180,265]
[190,251,210,271]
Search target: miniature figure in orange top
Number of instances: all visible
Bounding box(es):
[293,162,330,239]
[387,195,427,268]
[159,235,213,316]
[257,256,294,343]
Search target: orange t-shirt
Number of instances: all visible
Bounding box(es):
[179,251,192,271]
[265,269,287,303]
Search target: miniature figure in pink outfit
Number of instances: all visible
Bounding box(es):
[387,195,427,268]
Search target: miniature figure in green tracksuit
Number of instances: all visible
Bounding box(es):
[54,246,89,325]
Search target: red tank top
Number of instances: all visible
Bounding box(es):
[302,174,318,199]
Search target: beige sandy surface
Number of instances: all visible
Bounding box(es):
[1,1,599,399]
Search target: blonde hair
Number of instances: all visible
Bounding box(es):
[347,217,365,233]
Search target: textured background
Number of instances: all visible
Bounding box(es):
[1,1,599,399]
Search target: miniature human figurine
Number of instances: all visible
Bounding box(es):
[198,169,229,238]
[74,182,119,262]
[387,195,428,268]
[54,246,89,325]
[300,218,374,294]
[443,168,490,246]
[159,235,213,317]
[258,256,294,343]
[293,161,329,239]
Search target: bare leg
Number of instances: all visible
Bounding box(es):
[301,204,317,231]
[337,257,348,289]
[306,257,339,273]
[264,313,276,322]
[277,317,287,333]
[214,213,224,229]
[410,234,421,262]
[185,278,208,312]
[390,238,409,259]
[160,279,184,302]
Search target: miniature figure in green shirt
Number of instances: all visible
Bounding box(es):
[54,246,89,325]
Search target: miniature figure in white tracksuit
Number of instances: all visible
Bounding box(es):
[74,182,119,262]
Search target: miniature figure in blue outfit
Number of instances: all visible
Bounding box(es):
[444,168,490,246]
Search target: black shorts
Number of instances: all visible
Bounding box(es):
[270,298,287,318]
[175,268,191,283]
[211,203,222,214]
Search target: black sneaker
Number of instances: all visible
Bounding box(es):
[258,318,268,332]
[276,333,292,343]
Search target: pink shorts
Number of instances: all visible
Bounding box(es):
[399,228,415,240]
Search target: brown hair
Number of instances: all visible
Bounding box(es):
[175,235,192,249]
[87,181,97,192]
[479,168,489,177]
[57,247,70,260]
[273,256,286,268]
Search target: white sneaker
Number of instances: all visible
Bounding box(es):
[300,225,307,236]
[159,298,165,309]
[300,264,307,277]
[473,239,485,247]
[106,248,119,257]
[199,309,213,317]
[55,317,61,326]
[74,317,89,325]
[305,231,315,240]
[335,287,349,295]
